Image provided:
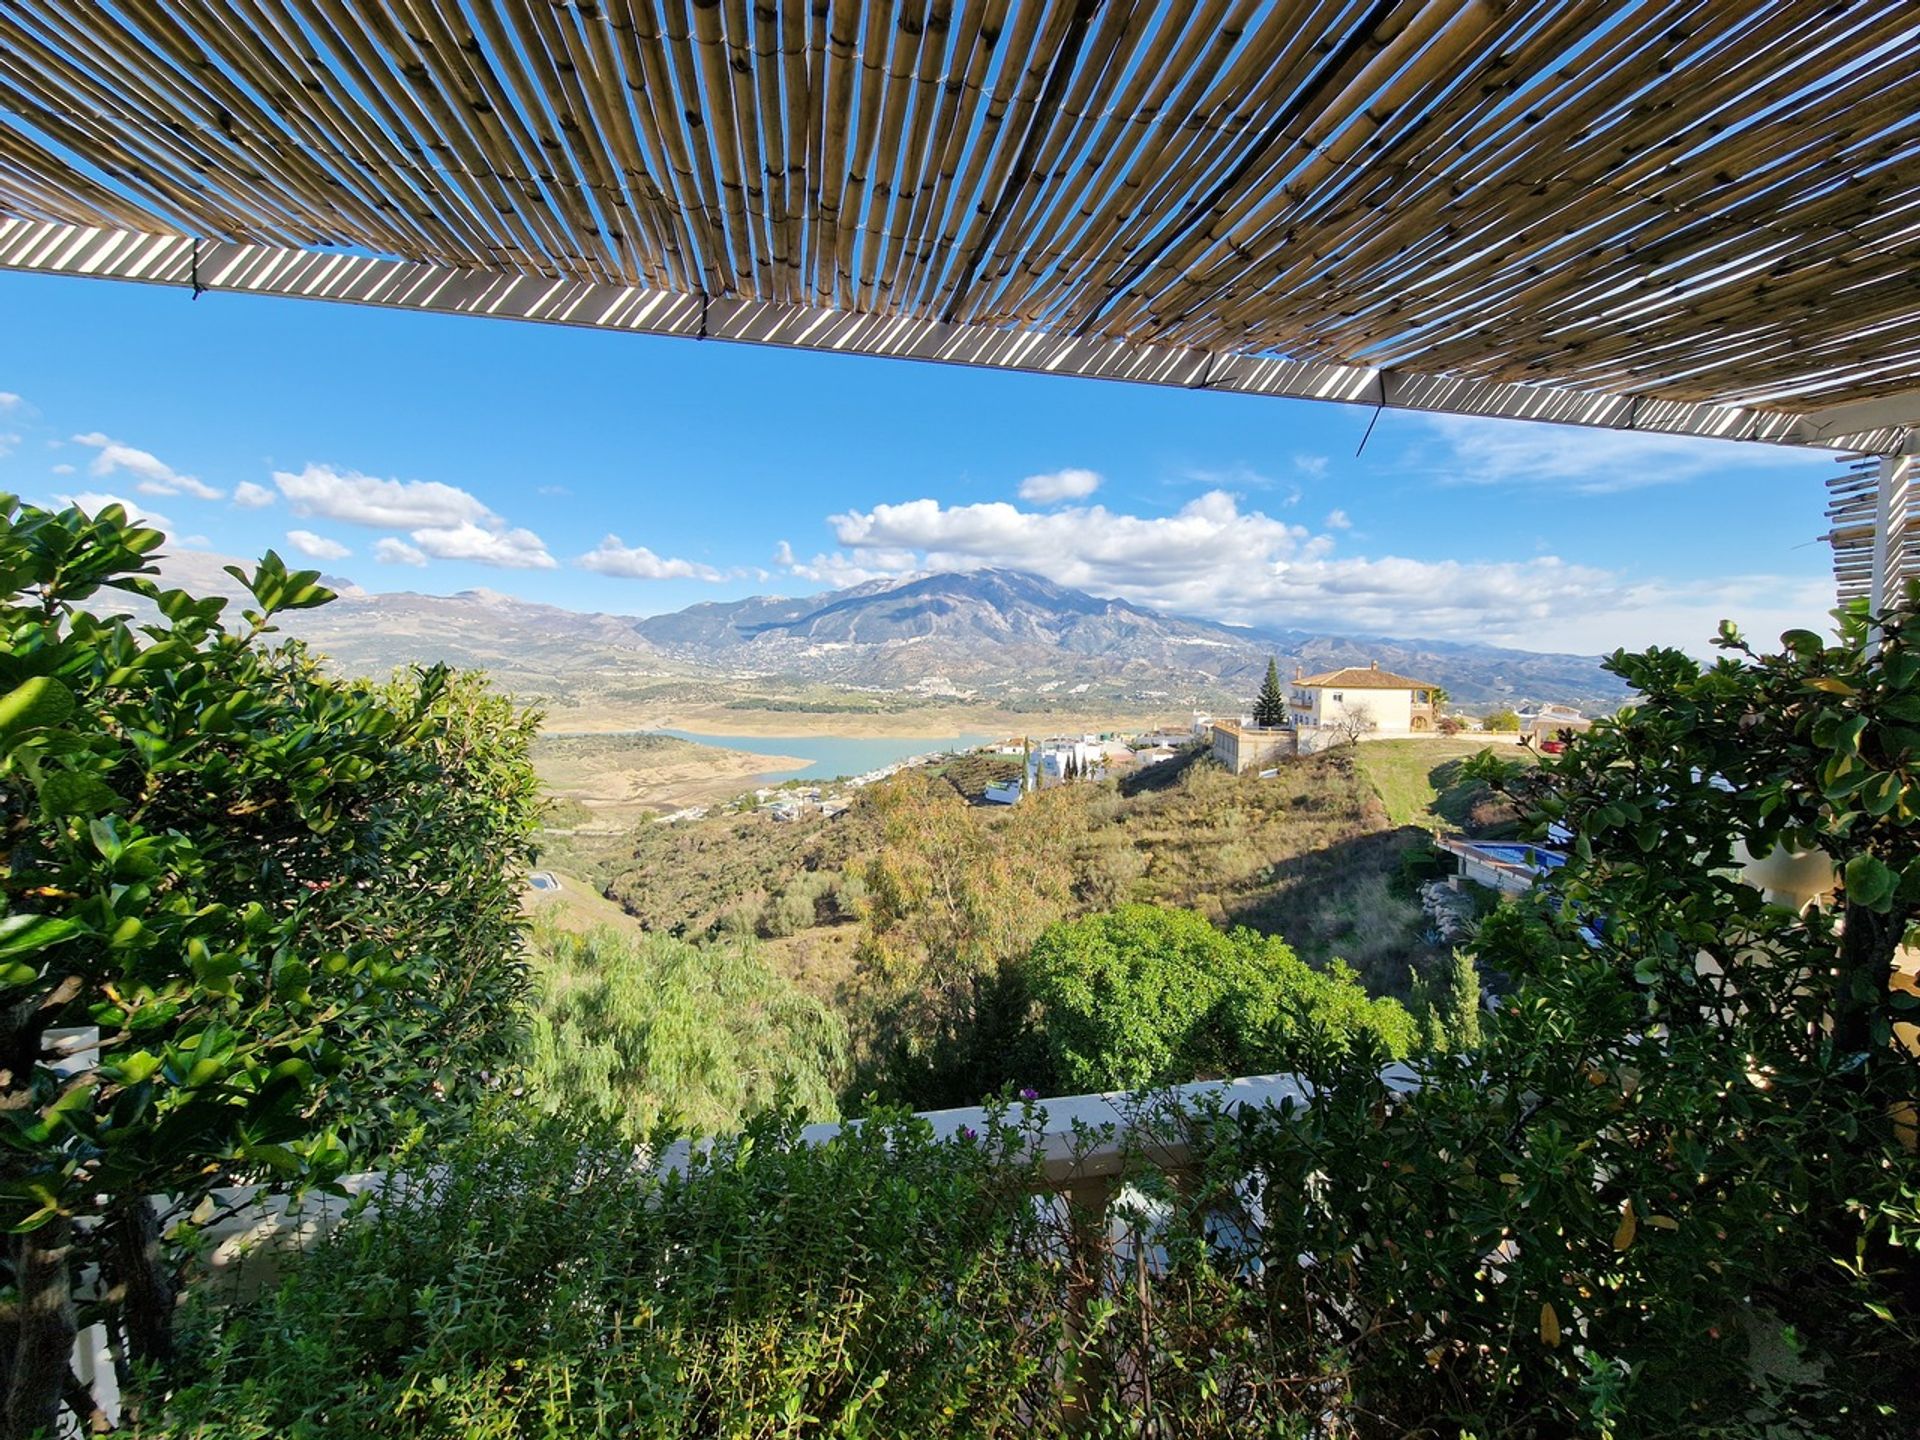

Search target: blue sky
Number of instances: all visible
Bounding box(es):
[0,268,1839,656]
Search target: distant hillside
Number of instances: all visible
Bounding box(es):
[149,548,681,701]
[630,568,1634,712]
[286,588,669,698]
[155,549,1632,713]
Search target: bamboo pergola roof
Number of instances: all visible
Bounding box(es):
[2,2,1919,452]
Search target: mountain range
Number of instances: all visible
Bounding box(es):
[244,564,1632,713]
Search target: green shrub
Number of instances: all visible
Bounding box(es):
[759,872,831,937]
[0,498,541,1430]
[1407,948,1483,1053]
[1023,904,1414,1091]
[161,1107,1065,1439]
[526,921,847,1136]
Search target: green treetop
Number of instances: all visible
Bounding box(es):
[1253,656,1288,728]
[1024,904,1413,1091]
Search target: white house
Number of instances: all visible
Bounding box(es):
[1289,662,1440,749]
[1516,703,1592,744]
[1035,738,1106,783]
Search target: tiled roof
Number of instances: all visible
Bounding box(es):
[1296,665,1436,691]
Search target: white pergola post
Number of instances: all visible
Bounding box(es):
[1871,454,1916,621]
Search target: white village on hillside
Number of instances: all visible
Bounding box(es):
[720,658,1593,821]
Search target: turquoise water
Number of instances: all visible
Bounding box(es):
[656,730,996,782]
[1472,842,1566,871]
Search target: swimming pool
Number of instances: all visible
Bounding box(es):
[1470,842,1567,871]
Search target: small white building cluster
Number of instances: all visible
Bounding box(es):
[982,731,1192,804]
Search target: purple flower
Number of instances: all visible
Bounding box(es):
[1018,1087,1039,1102]
[959,1125,977,1142]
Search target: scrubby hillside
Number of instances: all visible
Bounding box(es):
[561,740,1514,1024]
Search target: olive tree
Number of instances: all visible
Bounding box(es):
[0,499,542,1437]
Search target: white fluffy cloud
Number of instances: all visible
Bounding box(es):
[1017,467,1101,504]
[231,480,274,509]
[0,392,20,410]
[1417,414,1823,494]
[275,463,555,569]
[0,432,18,460]
[285,529,352,561]
[374,537,428,567]
[72,432,223,500]
[829,492,1332,609]
[49,462,74,475]
[579,535,723,581]
[274,463,493,528]
[409,520,556,570]
[1325,508,1352,530]
[808,489,1827,654]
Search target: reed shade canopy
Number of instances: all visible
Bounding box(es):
[2,1,1919,453]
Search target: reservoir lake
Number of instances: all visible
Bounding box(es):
[654,730,997,782]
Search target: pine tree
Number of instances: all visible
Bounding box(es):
[1254,656,1288,728]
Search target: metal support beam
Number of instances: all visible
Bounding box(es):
[1,219,1908,455]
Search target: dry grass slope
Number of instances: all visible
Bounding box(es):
[561,740,1517,1008]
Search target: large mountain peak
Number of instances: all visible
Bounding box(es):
[622,568,1628,710]
[256,562,1629,713]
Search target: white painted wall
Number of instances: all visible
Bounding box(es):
[1290,685,1423,735]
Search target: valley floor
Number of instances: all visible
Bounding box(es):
[534,732,806,828]
[533,705,1199,821]
[539,698,1180,741]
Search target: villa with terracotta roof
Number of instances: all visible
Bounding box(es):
[1289,662,1440,749]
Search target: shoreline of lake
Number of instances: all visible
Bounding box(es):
[637,729,997,782]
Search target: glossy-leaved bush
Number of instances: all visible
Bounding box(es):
[0,498,542,1438]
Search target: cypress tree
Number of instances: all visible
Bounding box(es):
[1409,950,1484,1054]
[1444,949,1483,1051]
[1408,968,1449,1053]
[1254,656,1288,728]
